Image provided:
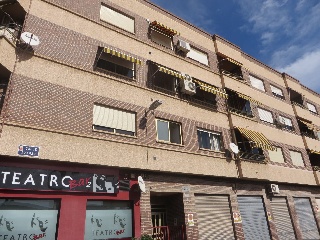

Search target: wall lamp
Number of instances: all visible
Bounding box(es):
[145,99,163,116]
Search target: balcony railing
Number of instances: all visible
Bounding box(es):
[151,225,186,240]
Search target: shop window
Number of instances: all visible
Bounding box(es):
[186,47,208,65]
[93,104,136,136]
[289,150,305,167]
[270,85,284,99]
[96,51,135,78]
[218,55,243,80]
[197,129,222,151]
[226,89,253,117]
[288,89,304,107]
[257,108,274,124]
[234,128,265,161]
[250,75,265,92]
[0,199,60,239]
[268,147,285,163]
[156,119,182,144]
[307,102,318,114]
[85,200,133,240]
[277,116,293,131]
[297,120,316,139]
[100,5,135,33]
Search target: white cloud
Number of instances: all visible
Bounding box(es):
[278,50,320,93]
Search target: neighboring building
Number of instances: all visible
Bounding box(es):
[1,0,320,239]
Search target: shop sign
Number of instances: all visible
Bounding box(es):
[18,145,39,157]
[0,166,119,194]
[84,210,132,239]
[0,210,58,240]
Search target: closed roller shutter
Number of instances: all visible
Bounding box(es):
[237,196,270,240]
[195,195,235,240]
[270,197,295,239]
[293,198,320,239]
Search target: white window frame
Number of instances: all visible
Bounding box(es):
[279,115,293,130]
[197,129,223,151]
[289,150,305,167]
[257,108,274,124]
[187,47,209,65]
[100,5,135,33]
[150,29,173,50]
[268,147,285,163]
[93,105,136,136]
[250,75,265,92]
[156,119,182,144]
[307,102,318,114]
[270,85,284,98]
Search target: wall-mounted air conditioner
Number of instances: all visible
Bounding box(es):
[269,184,280,194]
[176,40,190,53]
[180,79,196,95]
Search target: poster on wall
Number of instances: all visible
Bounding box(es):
[84,209,132,239]
[187,214,194,226]
[0,210,58,240]
[0,166,119,193]
[233,211,242,224]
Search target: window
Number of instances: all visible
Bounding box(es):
[226,89,253,117]
[257,108,273,124]
[289,150,304,167]
[0,199,60,239]
[270,85,284,99]
[268,147,285,163]
[85,200,133,240]
[288,89,304,107]
[149,63,178,94]
[93,105,136,136]
[187,47,209,65]
[100,5,135,33]
[297,120,316,139]
[250,75,265,92]
[278,116,293,130]
[156,119,182,144]
[307,102,318,114]
[150,29,173,49]
[97,50,135,78]
[218,55,243,80]
[197,129,222,151]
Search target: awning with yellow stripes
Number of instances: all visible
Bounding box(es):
[226,57,242,67]
[298,119,320,131]
[193,79,228,99]
[157,65,184,79]
[103,47,142,65]
[310,149,320,155]
[236,92,262,106]
[150,20,179,36]
[235,126,276,151]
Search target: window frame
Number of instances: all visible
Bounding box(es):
[186,46,209,65]
[156,119,182,145]
[257,107,274,124]
[278,115,293,131]
[307,102,318,114]
[270,85,284,99]
[150,28,173,50]
[249,75,266,92]
[289,150,305,167]
[197,128,223,152]
[268,147,285,163]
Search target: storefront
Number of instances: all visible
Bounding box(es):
[0,156,141,240]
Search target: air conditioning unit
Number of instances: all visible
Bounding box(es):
[180,79,196,95]
[269,184,280,194]
[176,40,190,53]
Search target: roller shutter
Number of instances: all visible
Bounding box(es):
[195,195,235,240]
[293,198,320,239]
[270,197,295,239]
[237,196,270,240]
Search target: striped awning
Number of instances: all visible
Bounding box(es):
[193,79,228,99]
[157,65,184,79]
[310,149,320,155]
[298,119,320,131]
[236,92,262,106]
[103,47,142,65]
[235,126,276,151]
[226,57,242,67]
[150,20,179,36]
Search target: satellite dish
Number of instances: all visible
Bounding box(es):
[21,32,40,46]
[138,176,146,193]
[229,143,239,154]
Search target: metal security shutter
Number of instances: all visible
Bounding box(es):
[294,198,320,239]
[195,195,235,240]
[237,196,270,240]
[270,197,295,240]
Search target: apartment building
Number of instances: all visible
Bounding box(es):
[0,0,320,239]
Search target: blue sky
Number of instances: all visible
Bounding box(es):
[150,0,320,94]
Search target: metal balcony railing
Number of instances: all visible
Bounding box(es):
[151,225,186,240]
